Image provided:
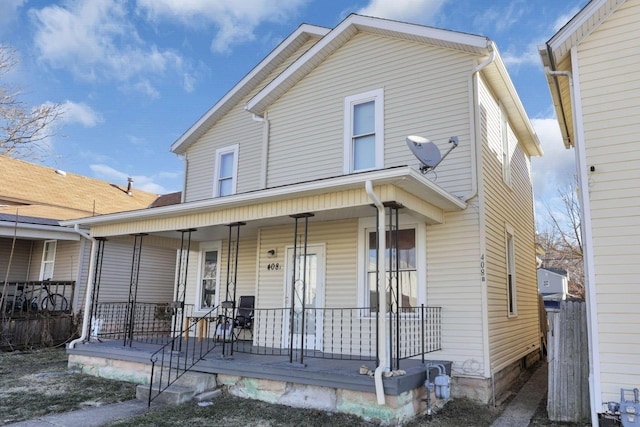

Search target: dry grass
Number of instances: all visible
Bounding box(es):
[2,350,593,427]
[0,348,136,425]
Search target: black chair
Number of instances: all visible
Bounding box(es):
[233,296,254,340]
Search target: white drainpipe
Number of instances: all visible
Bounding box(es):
[545,54,600,426]
[365,180,387,405]
[68,224,97,349]
[463,46,495,202]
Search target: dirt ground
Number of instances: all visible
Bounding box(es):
[1,348,592,426]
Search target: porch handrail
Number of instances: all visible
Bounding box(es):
[148,305,220,407]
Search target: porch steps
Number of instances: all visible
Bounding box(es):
[136,371,218,405]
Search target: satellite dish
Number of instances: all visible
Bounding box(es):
[406,135,459,173]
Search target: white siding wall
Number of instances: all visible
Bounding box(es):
[0,238,32,281]
[577,0,640,403]
[87,237,177,305]
[478,76,539,372]
[184,37,321,202]
[266,33,474,197]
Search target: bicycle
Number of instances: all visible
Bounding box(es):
[5,282,69,315]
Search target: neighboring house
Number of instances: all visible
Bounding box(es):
[0,156,176,330]
[540,0,640,423]
[537,267,569,310]
[64,14,543,422]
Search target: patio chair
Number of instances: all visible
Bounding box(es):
[233,296,254,340]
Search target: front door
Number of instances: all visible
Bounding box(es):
[282,244,325,351]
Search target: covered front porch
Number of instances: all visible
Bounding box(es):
[66,168,464,413]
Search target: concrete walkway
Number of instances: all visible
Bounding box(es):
[7,400,150,427]
[491,363,548,427]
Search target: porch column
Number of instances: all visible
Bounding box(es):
[385,202,403,371]
[288,212,314,365]
[87,237,107,341]
[222,222,245,357]
[172,229,195,352]
[124,233,146,347]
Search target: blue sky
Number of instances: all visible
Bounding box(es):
[1,0,586,225]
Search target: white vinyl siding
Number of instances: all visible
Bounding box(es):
[0,238,32,281]
[575,0,640,403]
[478,75,539,372]
[265,33,474,196]
[183,37,321,202]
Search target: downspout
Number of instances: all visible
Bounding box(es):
[252,113,270,189]
[463,45,495,203]
[467,44,495,384]
[545,45,600,426]
[68,224,97,349]
[365,180,387,405]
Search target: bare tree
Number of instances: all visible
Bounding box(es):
[537,177,585,298]
[0,45,63,160]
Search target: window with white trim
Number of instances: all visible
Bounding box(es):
[196,241,221,312]
[213,145,239,197]
[40,240,57,280]
[344,89,384,173]
[358,217,425,315]
[506,225,517,316]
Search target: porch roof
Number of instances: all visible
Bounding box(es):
[61,167,466,238]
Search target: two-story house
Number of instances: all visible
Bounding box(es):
[540,0,640,424]
[65,14,543,423]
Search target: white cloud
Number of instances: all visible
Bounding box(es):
[30,0,183,96]
[472,0,527,33]
[136,0,309,54]
[90,163,170,194]
[531,117,576,228]
[59,101,103,127]
[357,0,447,22]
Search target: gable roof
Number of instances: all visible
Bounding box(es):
[172,14,542,157]
[539,0,627,148]
[170,24,330,155]
[0,156,160,221]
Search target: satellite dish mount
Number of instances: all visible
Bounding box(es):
[406,135,459,174]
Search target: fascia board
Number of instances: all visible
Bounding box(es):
[488,46,543,157]
[170,24,330,155]
[0,221,80,241]
[547,0,624,64]
[61,167,465,228]
[246,14,491,115]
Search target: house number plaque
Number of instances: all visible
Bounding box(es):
[267,263,282,271]
[480,254,486,282]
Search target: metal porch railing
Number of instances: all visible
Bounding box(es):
[1,281,75,317]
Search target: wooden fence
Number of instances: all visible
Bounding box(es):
[546,299,590,422]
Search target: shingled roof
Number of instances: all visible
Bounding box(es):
[0,156,160,221]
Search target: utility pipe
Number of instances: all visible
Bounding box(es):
[463,46,495,202]
[365,180,387,405]
[68,224,98,349]
[545,58,600,426]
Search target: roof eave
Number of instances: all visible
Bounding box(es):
[61,167,466,228]
[246,13,493,115]
[170,24,330,155]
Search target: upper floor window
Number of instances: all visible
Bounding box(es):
[344,89,384,173]
[40,240,57,280]
[213,145,239,197]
